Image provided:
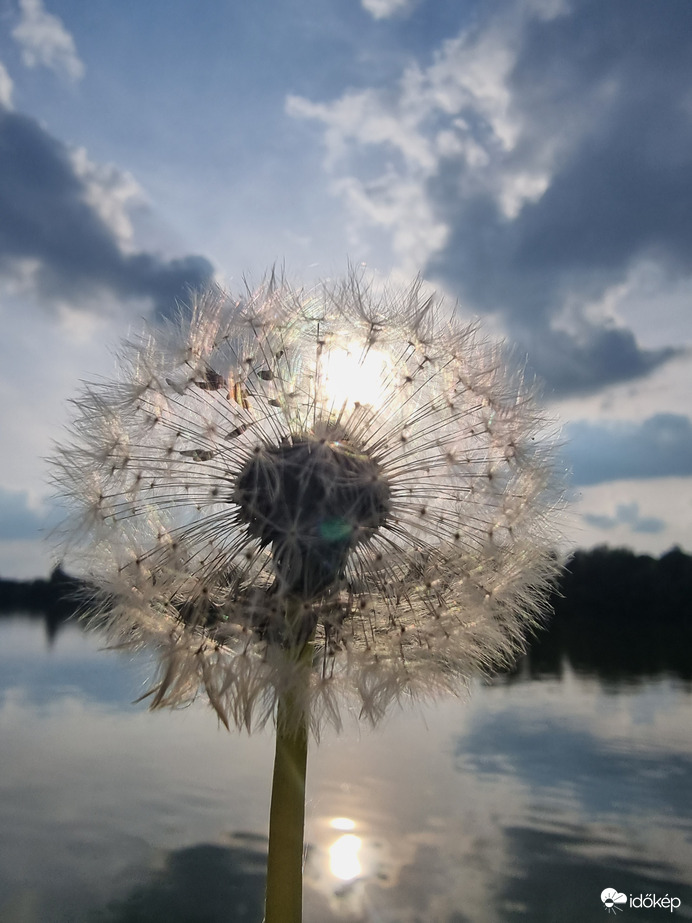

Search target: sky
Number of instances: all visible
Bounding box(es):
[0,0,690,577]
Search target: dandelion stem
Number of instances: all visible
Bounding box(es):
[264,610,312,923]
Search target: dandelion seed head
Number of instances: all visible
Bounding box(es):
[52,272,563,734]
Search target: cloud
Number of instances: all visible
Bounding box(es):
[361,0,416,20]
[0,487,56,540]
[571,477,692,555]
[0,105,214,318]
[0,62,13,108]
[288,0,691,394]
[527,326,679,396]
[567,414,692,486]
[11,0,84,81]
[583,502,665,535]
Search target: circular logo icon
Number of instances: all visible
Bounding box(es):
[601,888,627,914]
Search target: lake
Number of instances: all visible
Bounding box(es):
[1,611,691,922]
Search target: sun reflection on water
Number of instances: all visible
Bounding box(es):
[305,814,398,917]
[328,817,362,881]
[329,833,362,881]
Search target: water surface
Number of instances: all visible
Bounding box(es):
[1,613,691,922]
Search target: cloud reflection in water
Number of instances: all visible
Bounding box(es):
[1,614,692,921]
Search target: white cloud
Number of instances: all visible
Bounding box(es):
[286,88,436,172]
[286,6,554,275]
[287,85,445,273]
[69,147,144,248]
[361,0,414,19]
[12,0,85,82]
[288,0,691,406]
[332,172,447,277]
[0,61,14,107]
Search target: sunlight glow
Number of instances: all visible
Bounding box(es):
[330,816,356,831]
[329,833,362,881]
[321,343,389,410]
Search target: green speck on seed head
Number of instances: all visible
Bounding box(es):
[320,517,352,542]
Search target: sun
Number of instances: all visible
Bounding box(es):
[320,342,390,411]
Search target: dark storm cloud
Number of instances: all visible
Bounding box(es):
[567,413,692,486]
[511,0,692,279]
[427,0,692,393]
[528,326,677,396]
[0,105,213,317]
